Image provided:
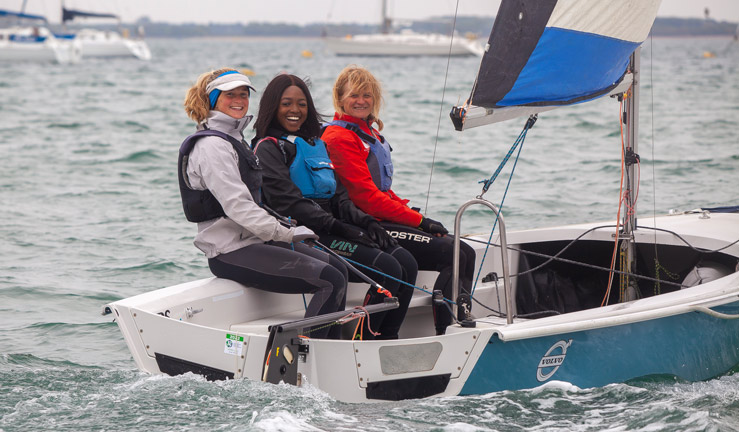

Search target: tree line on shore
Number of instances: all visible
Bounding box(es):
[54,15,738,39]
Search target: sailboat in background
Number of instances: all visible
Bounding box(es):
[58,5,151,60]
[0,9,81,63]
[104,0,739,403]
[324,0,483,57]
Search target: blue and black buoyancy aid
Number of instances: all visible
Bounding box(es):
[263,135,338,199]
[178,129,263,223]
[326,120,393,191]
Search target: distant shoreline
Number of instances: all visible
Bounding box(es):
[157,34,738,41]
[54,16,738,39]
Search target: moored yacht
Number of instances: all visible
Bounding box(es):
[0,10,81,64]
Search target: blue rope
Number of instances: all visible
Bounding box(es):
[471,116,535,295]
[310,244,456,305]
[478,122,530,196]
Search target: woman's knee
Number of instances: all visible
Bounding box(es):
[319,264,347,294]
[389,246,418,283]
[327,255,349,281]
[372,252,403,280]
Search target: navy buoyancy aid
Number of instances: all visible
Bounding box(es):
[284,135,337,199]
[178,129,263,223]
[325,120,393,192]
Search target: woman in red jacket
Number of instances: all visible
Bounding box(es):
[322,65,475,335]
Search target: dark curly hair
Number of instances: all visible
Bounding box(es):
[253,74,324,139]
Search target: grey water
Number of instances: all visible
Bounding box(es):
[1,36,738,431]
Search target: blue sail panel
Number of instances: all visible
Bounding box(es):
[496,27,639,107]
[466,0,661,112]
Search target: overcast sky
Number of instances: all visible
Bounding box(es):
[8,0,739,25]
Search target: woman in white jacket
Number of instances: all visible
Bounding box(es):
[180,68,348,339]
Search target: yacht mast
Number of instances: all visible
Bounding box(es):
[380,0,391,34]
[620,47,640,302]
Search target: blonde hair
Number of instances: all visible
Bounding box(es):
[183,67,238,123]
[332,65,384,131]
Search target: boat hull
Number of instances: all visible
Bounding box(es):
[74,29,151,60]
[463,300,739,394]
[0,27,81,64]
[325,33,482,57]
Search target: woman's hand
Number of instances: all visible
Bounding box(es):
[419,217,448,237]
[331,221,379,248]
[292,226,319,243]
[366,220,398,249]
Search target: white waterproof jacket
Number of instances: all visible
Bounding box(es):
[185,111,296,258]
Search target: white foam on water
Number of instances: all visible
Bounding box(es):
[530,380,582,394]
[251,410,325,432]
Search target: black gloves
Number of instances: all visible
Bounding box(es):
[366,220,398,250]
[330,220,378,248]
[418,217,448,236]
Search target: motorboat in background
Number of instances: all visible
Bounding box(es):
[0,9,81,63]
[323,0,483,57]
[57,6,151,60]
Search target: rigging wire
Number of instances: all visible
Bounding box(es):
[648,32,664,296]
[464,230,684,289]
[423,0,461,214]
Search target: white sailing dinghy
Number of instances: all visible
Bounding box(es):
[105,0,739,403]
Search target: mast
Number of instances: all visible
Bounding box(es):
[620,47,640,302]
[380,0,391,34]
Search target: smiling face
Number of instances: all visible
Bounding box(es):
[276,85,308,133]
[340,84,374,121]
[215,85,250,119]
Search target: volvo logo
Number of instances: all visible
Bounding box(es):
[537,339,573,382]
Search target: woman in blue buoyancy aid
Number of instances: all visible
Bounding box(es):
[180,68,348,339]
[252,74,415,340]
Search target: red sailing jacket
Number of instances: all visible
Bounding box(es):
[322,113,423,227]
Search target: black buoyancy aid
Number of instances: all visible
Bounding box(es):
[326,120,393,192]
[178,129,263,223]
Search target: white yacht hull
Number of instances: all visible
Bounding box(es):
[325,33,483,57]
[0,27,81,64]
[75,29,151,60]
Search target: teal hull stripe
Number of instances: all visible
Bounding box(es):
[461,301,739,394]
